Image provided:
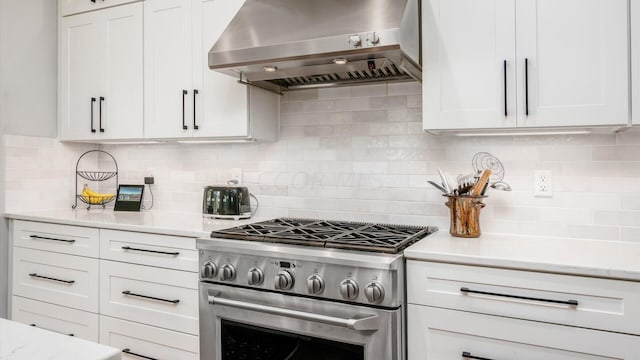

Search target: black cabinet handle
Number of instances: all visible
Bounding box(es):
[122,290,180,304]
[503,60,507,117]
[525,58,529,116]
[30,324,74,337]
[460,287,579,306]
[122,349,158,360]
[193,89,199,130]
[99,96,105,132]
[462,351,494,360]
[182,90,188,130]
[30,235,76,244]
[90,97,97,133]
[121,246,180,256]
[29,273,75,284]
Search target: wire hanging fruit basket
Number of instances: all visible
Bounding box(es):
[72,150,118,210]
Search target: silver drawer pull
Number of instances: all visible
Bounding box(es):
[122,348,158,360]
[30,235,75,243]
[460,287,579,306]
[29,273,75,284]
[208,294,379,331]
[30,323,74,337]
[122,290,180,304]
[462,351,493,360]
[121,246,180,256]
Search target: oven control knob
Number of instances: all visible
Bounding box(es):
[219,264,237,281]
[306,274,325,295]
[200,261,217,279]
[247,267,264,286]
[365,282,385,304]
[274,270,294,291]
[340,279,359,300]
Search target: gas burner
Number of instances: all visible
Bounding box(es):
[211,218,437,254]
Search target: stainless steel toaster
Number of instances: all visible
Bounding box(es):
[203,186,251,219]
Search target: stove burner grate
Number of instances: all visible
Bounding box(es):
[211,218,436,253]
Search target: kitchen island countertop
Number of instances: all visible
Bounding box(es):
[0,318,121,360]
[405,230,640,281]
[4,209,265,238]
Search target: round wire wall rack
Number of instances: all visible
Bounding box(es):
[72,150,119,210]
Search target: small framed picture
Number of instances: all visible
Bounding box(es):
[114,184,145,212]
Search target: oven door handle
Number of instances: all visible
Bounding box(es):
[208,294,379,331]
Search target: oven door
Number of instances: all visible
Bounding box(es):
[200,282,402,360]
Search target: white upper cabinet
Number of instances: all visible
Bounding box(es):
[423,0,630,132]
[423,0,516,130]
[191,0,249,138]
[143,0,193,139]
[145,0,278,140]
[59,2,143,141]
[516,0,628,127]
[632,0,640,125]
[59,0,141,17]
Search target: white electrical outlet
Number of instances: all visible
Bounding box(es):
[534,170,553,197]
[230,168,242,185]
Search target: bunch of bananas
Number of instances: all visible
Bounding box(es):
[81,184,115,205]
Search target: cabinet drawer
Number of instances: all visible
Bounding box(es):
[100,229,197,272]
[11,296,99,342]
[13,220,99,257]
[407,261,640,335]
[100,316,198,360]
[100,260,199,335]
[408,305,640,360]
[59,0,141,16]
[12,247,99,312]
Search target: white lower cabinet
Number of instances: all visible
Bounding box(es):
[100,260,199,335]
[409,306,640,360]
[12,247,99,312]
[11,296,99,342]
[100,315,199,360]
[9,220,200,355]
[407,260,640,360]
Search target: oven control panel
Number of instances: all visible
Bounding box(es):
[199,250,402,308]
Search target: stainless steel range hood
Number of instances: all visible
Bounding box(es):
[208,0,421,94]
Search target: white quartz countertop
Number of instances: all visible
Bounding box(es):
[0,318,120,360]
[6,210,640,281]
[4,209,265,238]
[405,231,640,281]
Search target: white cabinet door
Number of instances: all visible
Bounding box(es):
[59,0,141,17]
[100,2,144,139]
[100,316,199,360]
[191,0,249,138]
[409,305,640,360]
[60,3,143,141]
[12,247,99,313]
[100,260,199,335]
[12,296,99,342]
[144,0,193,139]
[59,10,104,141]
[422,0,516,131]
[13,220,100,258]
[632,0,640,125]
[516,0,629,127]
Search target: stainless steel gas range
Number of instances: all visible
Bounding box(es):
[197,218,436,360]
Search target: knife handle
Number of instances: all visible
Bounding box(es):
[471,169,492,196]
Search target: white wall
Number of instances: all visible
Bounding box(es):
[0,0,59,318]
[7,82,639,242]
[0,0,58,138]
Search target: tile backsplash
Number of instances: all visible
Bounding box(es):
[5,82,640,241]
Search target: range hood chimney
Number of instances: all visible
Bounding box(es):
[208,0,421,94]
